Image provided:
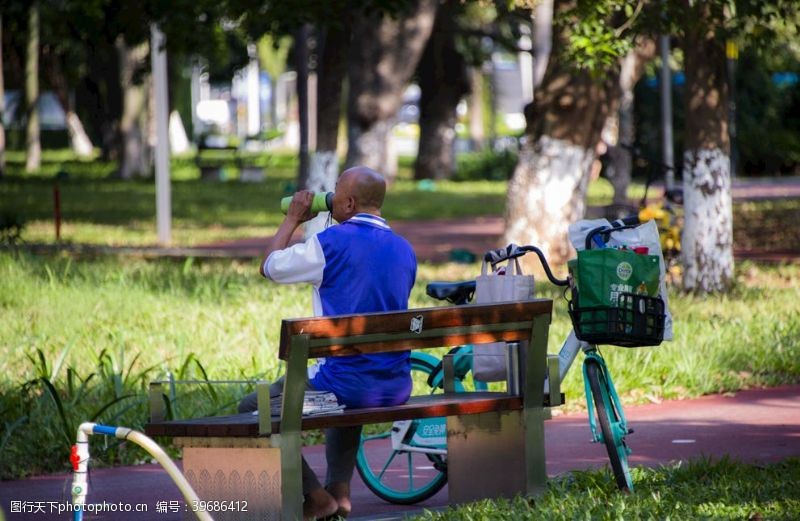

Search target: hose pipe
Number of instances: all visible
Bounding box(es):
[71,423,213,521]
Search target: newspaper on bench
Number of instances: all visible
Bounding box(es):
[252,390,345,417]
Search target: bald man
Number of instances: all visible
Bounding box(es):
[240,167,417,519]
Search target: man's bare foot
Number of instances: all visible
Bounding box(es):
[303,487,339,520]
[326,482,352,517]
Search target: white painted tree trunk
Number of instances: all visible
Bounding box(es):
[681,148,734,292]
[346,0,437,181]
[504,136,593,264]
[169,110,191,154]
[304,150,340,237]
[66,111,94,157]
[346,119,397,180]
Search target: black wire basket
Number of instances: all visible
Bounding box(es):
[568,291,666,347]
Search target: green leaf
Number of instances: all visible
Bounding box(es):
[38,377,73,447]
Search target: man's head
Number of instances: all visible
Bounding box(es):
[331,166,386,222]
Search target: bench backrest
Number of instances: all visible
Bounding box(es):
[278,299,553,360]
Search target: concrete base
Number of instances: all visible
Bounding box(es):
[181,441,282,520]
[446,410,527,504]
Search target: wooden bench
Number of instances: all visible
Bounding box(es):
[195,145,265,182]
[145,300,562,520]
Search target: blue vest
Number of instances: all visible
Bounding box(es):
[310,214,416,408]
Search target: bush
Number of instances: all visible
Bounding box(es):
[453,149,518,181]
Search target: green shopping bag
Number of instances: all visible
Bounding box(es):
[568,248,663,342]
[571,248,661,308]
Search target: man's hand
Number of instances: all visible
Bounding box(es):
[285,190,318,224]
[260,190,317,277]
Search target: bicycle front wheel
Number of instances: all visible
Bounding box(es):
[585,359,633,491]
[355,352,448,504]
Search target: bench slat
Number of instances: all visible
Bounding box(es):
[144,392,563,438]
[279,300,552,360]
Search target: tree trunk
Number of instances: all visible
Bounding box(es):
[115,36,151,179]
[680,3,733,293]
[604,41,656,209]
[305,20,351,237]
[414,0,470,181]
[78,43,122,161]
[503,3,620,266]
[42,49,94,157]
[532,0,553,89]
[467,68,485,152]
[345,0,438,181]
[65,112,94,156]
[296,25,312,188]
[25,1,41,173]
[0,15,6,178]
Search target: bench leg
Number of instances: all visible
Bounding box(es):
[523,407,548,496]
[446,410,527,504]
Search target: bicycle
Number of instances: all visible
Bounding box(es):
[355,217,665,501]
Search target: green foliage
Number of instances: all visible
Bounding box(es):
[257,34,292,80]
[736,49,800,175]
[453,149,518,181]
[0,212,26,245]
[413,458,800,520]
[634,44,800,176]
[555,0,642,72]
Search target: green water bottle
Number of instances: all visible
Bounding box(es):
[280,192,333,214]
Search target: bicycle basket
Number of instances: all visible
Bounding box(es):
[568,291,665,347]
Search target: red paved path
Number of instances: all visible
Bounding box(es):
[2,385,798,520]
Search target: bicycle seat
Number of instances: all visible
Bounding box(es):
[426,280,476,305]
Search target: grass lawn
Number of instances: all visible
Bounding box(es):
[1,149,616,247]
[412,458,800,520]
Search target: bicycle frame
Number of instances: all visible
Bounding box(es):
[551,329,630,446]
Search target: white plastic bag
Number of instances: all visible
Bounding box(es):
[568,218,673,340]
[472,258,535,381]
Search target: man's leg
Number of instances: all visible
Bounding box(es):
[324,425,363,516]
[237,377,285,413]
[237,377,338,519]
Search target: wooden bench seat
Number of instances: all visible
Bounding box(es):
[145,300,560,520]
[146,391,562,437]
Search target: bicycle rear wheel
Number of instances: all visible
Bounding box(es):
[355,352,448,504]
[585,359,633,491]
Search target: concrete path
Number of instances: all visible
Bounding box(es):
[2,385,798,520]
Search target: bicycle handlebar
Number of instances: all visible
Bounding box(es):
[584,215,641,250]
[483,216,641,287]
[484,244,569,287]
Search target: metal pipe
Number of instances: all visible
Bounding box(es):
[659,33,674,190]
